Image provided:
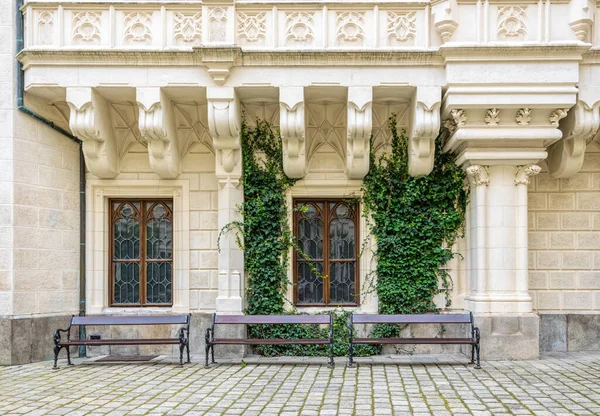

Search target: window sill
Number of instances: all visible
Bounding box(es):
[99,307,175,315]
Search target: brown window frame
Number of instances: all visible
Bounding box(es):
[293,198,360,307]
[109,198,174,307]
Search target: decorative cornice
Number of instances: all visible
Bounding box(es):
[514,164,541,185]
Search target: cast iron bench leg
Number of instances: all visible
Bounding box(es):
[205,344,210,368]
[66,347,74,366]
[52,345,61,369]
[186,341,191,364]
[470,344,475,364]
[179,342,184,367]
[211,345,215,364]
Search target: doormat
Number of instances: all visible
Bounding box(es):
[95,355,158,362]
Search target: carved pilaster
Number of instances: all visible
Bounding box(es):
[466,165,489,187]
[346,86,372,180]
[207,87,241,178]
[515,164,541,186]
[409,86,441,176]
[137,87,180,179]
[280,87,306,178]
[66,87,119,178]
[547,101,600,178]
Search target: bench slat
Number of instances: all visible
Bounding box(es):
[71,315,189,326]
[59,338,181,346]
[214,315,330,325]
[352,314,471,324]
[210,338,329,345]
[353,337,475,345]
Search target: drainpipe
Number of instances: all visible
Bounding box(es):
[15,0,87,358]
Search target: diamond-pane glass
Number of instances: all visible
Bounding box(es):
[113,203,140,260]
[146,202,173,260]
[146,262,172,304]
[329,262,355,303]
[297,261,323,304]
[330,218,355,259]
[297,203,323,260]
[114,262,140,304]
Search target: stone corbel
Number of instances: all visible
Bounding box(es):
[66,87,118,179]
[547,101,600,178]
[199,46,242,86]
[346,86,372,180]
[280,87,306,178]
[434,0,459,43]
[409,87,442,176]
[207,87,241,178]
[137,87,180,179]
[569,0,594,41]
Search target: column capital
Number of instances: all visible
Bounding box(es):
[514,164,541,186]
[466,165,489,187]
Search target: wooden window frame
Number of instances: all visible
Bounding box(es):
[293,198,360,307]
[109,198,174,307]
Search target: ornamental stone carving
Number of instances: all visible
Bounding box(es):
[466,165,489,187]
[200,47,240,86]
[285,12,315,46]
[346,87,372,179]
[280,87,306,179]
[66,87,119,178]
[485,109,500,126]
[336,12,365,46]
[434,0,459,43]
[173,12,202,45]
[569,0,594,41]
[547,101,600,178]
[137,88,180,179]
[207,88,241,178]
[72,12,101,45]
[237,12,267,45]
[387,12,416,46]
[124,12,152,45]
[208,8,228,43]
[409,87,441,176]
[514,164,541,186]
[549,109,569,127]
[37,11,54,45]
[516,108,531,125]
[444,109,466,133]
[497,6,528,40]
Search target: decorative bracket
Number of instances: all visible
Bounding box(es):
[346,86,372,180]
[280,87,306,178]
[547,101,600,178]
[66,87,118,178]
[207,87,241,178]
[434,0,459,43]
[569,0,594,41]
[137,87,180,179]
[199,46,242,86]
[409,86,441,176]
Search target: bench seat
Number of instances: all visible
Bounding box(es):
[352,337,476,345]
[57,338,182,346]
[211,338,330,345]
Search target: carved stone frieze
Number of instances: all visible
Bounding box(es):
[466,165,489,187]
[37,11,54,45]
[137,88,180,179]
[207,87,241,178]
[409,87,441,176]
[237,12,267,45]
[173,12,202,45]
[124,12,153,45]
[485,108,500,126]
[280,87,306,178]
[514,164,541,186]
[285,12,315,46]
[336,12,365,46]
[547,101,600,178]
[66,87,119,178]
[497,6,528,40]
[346,87,372,179]
[208,7,228,43]
[72,12,101,45]
[387,12,416,46]
[516,108,531,125]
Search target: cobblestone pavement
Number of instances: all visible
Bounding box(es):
[1,352,600,415]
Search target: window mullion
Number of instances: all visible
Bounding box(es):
[324,200,329,305]
[140,200,146,306]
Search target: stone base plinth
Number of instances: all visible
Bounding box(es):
[471,313,540,361]
[540,313,600,353]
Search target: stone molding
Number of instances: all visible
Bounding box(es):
[546,100,600,178]
[346,86,373,180]
[279,87,306,179]
[137,87,181,179]
[66,87,119,179]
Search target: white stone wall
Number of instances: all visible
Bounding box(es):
[109,142,219,312]
[528,141,600,312]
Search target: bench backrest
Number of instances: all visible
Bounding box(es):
[351,313,472,325]
[71,314,189,326]
[214,314,331,325]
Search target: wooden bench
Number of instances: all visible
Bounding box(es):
[205,314,334,367]
[53,314,191,369]
[348,312,481,368]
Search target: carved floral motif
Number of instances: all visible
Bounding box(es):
[173,12,202,45]
[514,165,541,186]
[549,108,569,127]
[285,12,315,45]
[485,108,500,126]
[387,12,416,46]
[208,7,227,43]
[516,108,531,125]
[72,12,101,45]
[497,6,528,39]
[336,12,365,46]
[124,12,153,45]
[237,12,267,45]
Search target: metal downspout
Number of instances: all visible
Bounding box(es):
[15,0,87,358]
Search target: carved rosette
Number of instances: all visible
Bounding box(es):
[72,12,101,45]
[514,165,541,186]
[547,101,600,178]
[207,88,241,178]
[346,87,372,179]
[336,12,365,46]
[124,12,153,45]
[409,88,441,176]
[497,6,528,40]
[280,87,306,178]
[285,12,315,46]
[466,165,490,187]
[137,88,180,179]
[66,87,119,178]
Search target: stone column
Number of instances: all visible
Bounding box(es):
[207,87,244,314]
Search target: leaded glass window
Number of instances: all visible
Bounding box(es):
[111,200,173,306]
[294,199,359,306]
